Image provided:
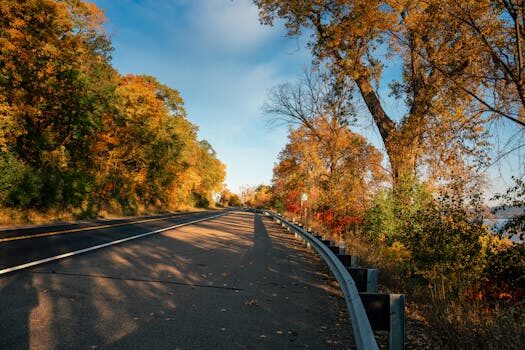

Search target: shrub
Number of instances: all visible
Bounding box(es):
[484,244,525,295]
[0,152,43,208]
[363,177,486,294]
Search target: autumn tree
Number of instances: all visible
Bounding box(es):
[92,75,181,211]
[255,0,491,186]
[273,118,384,230]
[0,0,116,208]
[190,140,226,207]
[219,188,232,206]
[416,1,525,128]
[92,75,225,211]
[0,1,226,215]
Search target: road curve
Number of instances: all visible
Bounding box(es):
[0,211,354,349]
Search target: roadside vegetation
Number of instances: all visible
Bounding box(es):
[251,0,525,348]
[0,0,225,224]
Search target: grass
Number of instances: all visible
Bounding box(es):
[0,203,208,227]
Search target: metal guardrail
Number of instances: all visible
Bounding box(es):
[265,211,380,350]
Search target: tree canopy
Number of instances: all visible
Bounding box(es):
[0,0,225,215]
[255,0,522,186]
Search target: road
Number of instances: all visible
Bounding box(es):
[0,210,225,273]
[0,210,354,349]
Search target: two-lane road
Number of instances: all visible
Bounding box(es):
[0,211,354,349]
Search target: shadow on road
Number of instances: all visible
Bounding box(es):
[0,273,38,349]
[0,211,354,349]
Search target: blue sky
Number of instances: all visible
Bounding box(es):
[91,0,522,198]
[91,0,313,193]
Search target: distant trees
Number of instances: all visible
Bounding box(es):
[272,117,384,234]
[240,184,273,208]
[0,0,225,215]
[219,188,241,207]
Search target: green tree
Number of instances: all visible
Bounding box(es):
[0,0,116,208]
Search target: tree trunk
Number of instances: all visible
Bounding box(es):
[354,73,422,186]
[384,125,420,186]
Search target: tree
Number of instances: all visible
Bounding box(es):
[0,0,116,208]
[190,140,226,207]
[92,75,225,211]
[273,116,384,232]
[229,193,242,207]
[255,0,490,186]
[92,75,185,210]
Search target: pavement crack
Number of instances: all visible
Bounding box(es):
[30,270,243,291]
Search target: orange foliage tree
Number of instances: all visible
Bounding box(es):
[0,0,225,215]
[273,117,384,234]
[255,0,494,187]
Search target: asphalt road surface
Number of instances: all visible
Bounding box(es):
[0,211,354,349]
[0,210,225,273]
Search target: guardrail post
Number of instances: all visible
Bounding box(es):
[336,254,360,267]
[389,294,405,350]
[321,239,332,246]
[339,241,346,255]
[359,293,405,350]
[328,245,339,255]
[346,268,378,293]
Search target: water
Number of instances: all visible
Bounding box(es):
[484,218,523,244]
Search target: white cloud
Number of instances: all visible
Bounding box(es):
[187,0,277,53]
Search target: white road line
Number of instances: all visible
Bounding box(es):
[0,212,229,276]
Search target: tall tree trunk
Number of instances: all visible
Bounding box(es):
[384,121,421,185]
[354,72,422,185]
